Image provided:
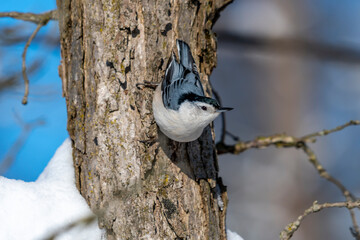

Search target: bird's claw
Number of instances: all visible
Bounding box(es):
[136,81,159,90]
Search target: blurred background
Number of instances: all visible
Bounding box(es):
[1,0,360,240]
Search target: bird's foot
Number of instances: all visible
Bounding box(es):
[136,81,159,90]
[139,138,158,147]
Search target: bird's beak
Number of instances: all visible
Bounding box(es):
[217,107,233,113]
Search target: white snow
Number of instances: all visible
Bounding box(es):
[0,138,103,240]
[227,229,244,240]
[0,138,243,240]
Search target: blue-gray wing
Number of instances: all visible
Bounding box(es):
[162,40,204,110]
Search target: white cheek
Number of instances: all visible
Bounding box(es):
[178,103,197,120]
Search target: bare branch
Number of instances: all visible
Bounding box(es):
[0,10,58,104]
[216,120,360,239]
[216,121,360,201]
[0,10,57,24]
[299,143,356,200]
[21,23,43,105]
[216,120,360,155]
[297,142,360,239]
[300,120,360,141]
[350,209,360,240]
[280,200,360,240]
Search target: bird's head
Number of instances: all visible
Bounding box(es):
[178,93,233,126]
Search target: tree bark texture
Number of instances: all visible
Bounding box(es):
[56,0,232,239]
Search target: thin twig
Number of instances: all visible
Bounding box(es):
[300,120,360,141]
[299,143,356,201]
[297,142,360,239]
[0,10,57,24]
[212,89,226,143]
[21,23,43,104]
[212,87,239,142]
[350,209,360,239]
[216,120,360,155]
[44,214,97,240]
[280,200,360,240]
[225,130,239,141]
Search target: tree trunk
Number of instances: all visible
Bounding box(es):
[56,0,232,239]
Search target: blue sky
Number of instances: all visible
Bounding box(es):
[0,1,67,181]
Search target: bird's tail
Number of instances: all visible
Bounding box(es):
[164,52,182,84]
[163,40,197,85]
[176,39,196,72]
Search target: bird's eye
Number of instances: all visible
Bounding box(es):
[201,106,207,111]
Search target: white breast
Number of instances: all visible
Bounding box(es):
[152,85,207,142]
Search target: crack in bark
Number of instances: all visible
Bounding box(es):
[144,146,160,180]
[76,159,82,194]
[157,196,183,240]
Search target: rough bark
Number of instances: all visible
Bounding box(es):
[56,0,232,239]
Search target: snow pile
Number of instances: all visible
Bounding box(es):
[0,138,103,240]
[0,138,243,240]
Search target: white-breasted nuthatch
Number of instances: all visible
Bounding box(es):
[153,40,233,142]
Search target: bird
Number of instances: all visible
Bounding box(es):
[152,39,233,142]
